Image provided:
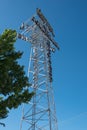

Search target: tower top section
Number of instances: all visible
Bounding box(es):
[18,8,60,50]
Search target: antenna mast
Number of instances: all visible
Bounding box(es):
[18,8,59,130]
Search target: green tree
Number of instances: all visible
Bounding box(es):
[0,29,33,125]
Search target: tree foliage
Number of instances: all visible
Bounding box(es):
[0,29,33,120]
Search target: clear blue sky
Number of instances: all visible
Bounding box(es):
[0,0,87,130]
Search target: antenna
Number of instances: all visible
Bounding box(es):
[18,8,59,130]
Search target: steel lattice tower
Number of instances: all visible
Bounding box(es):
[18,8,59,130]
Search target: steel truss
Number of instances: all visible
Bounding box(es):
[18,8,59,130]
